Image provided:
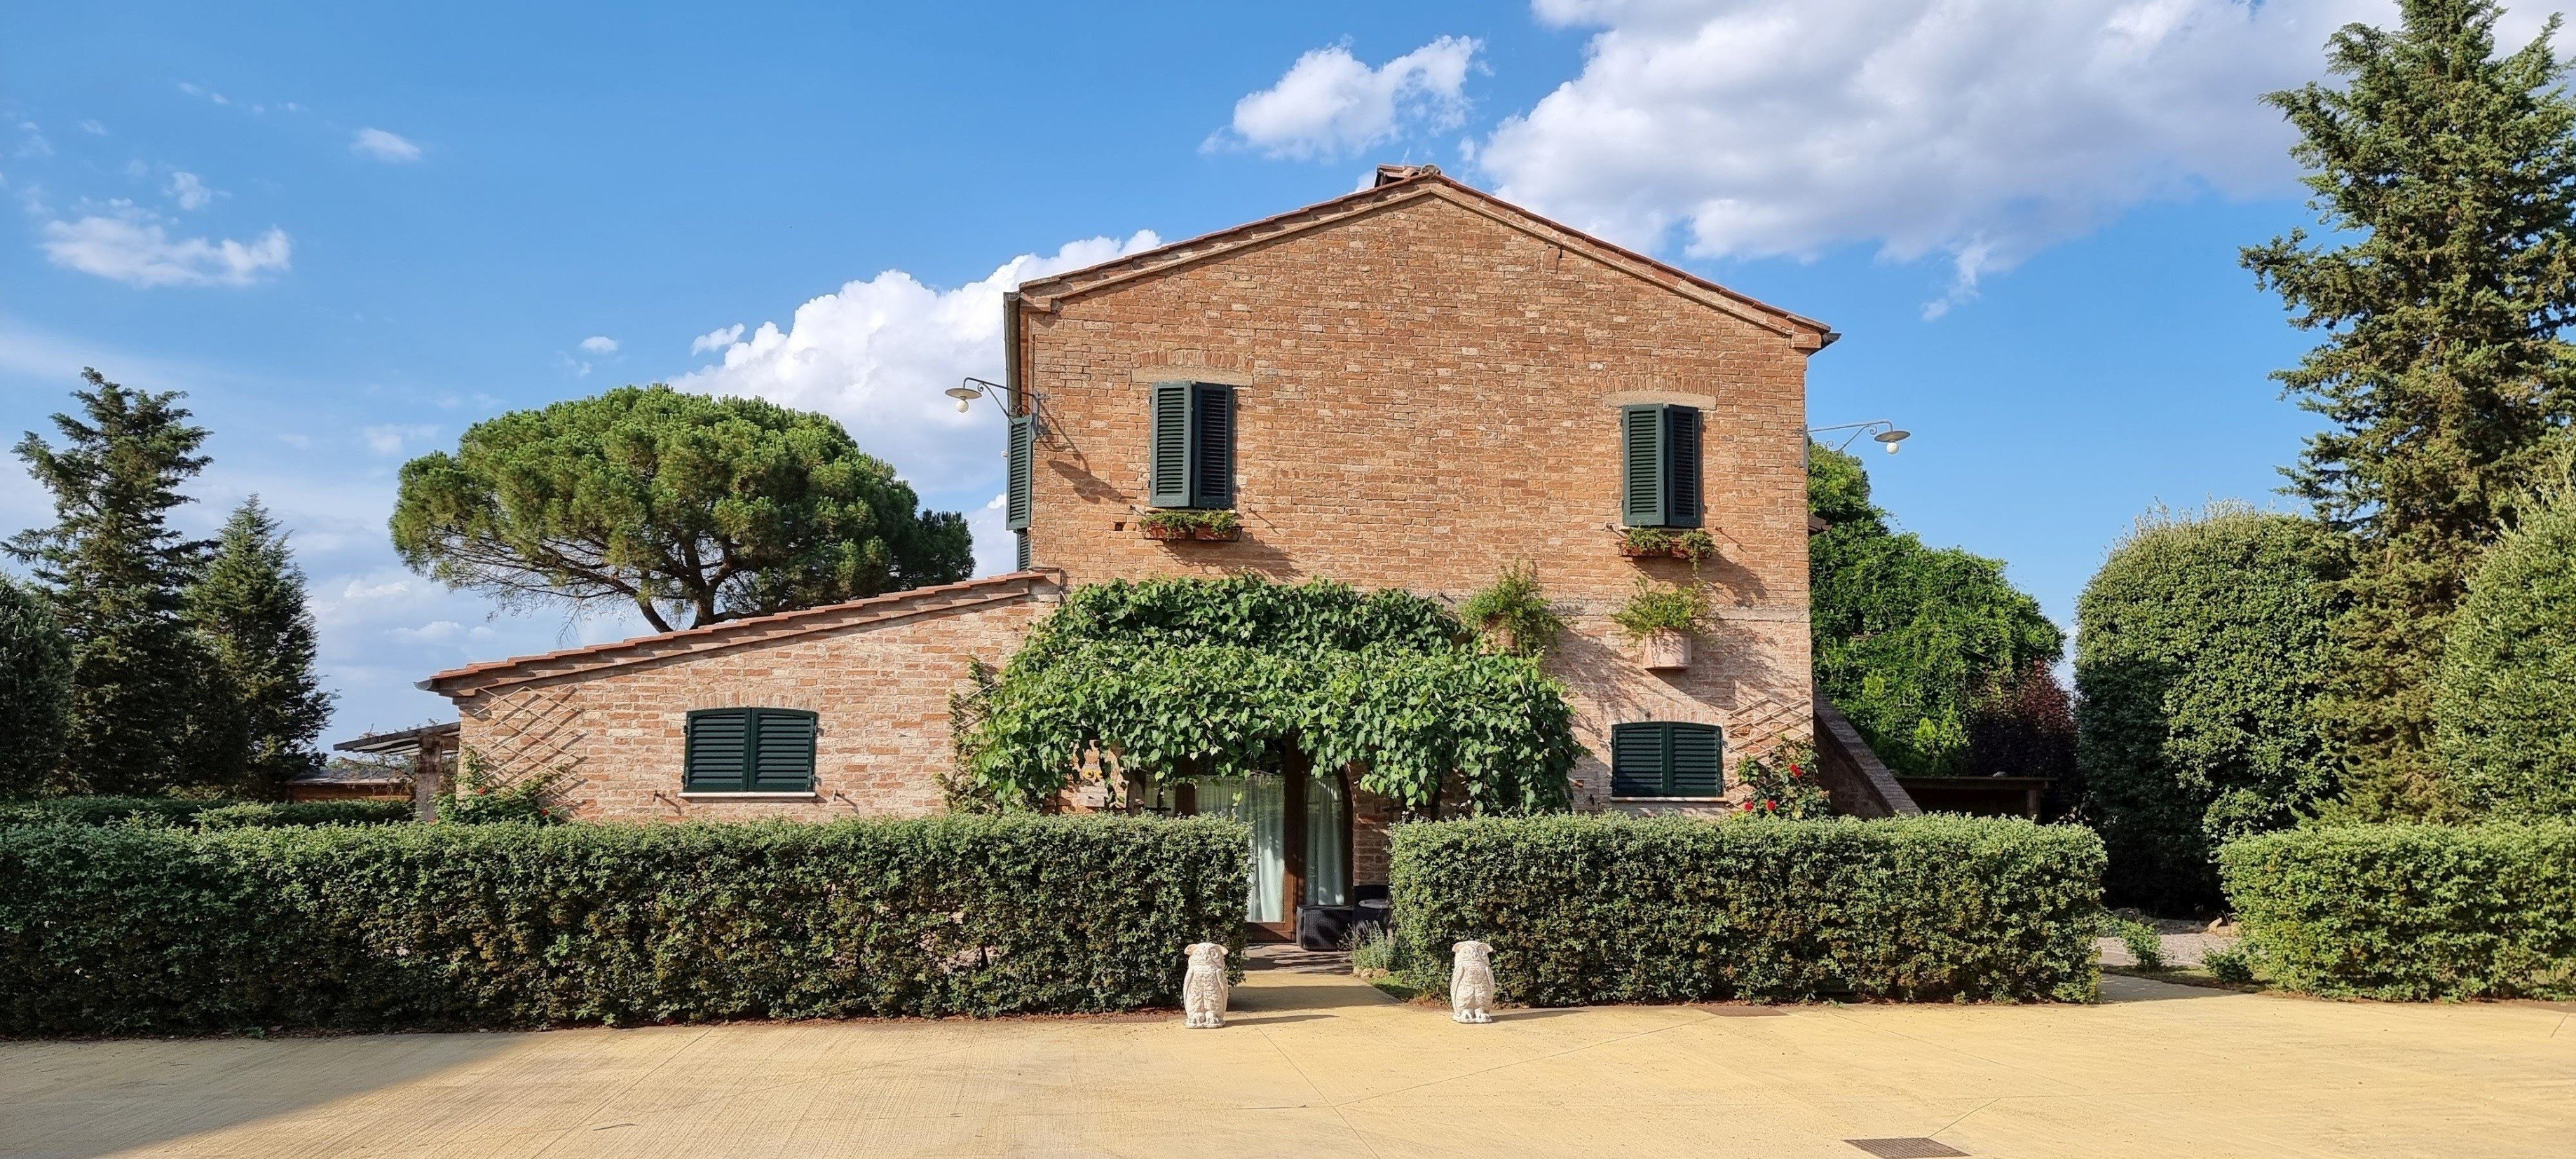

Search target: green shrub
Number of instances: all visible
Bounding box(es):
[2434,491,2576,818]
[2201,941,2256,984]
[1734,741,1832,819]
[2105,914,2165,970]
[1390,814,2102,1005]
[439,755,570,825]
[0,795,412,829]
[2075,505,2338,911]
[0,814,1247,1035]
[2219,823,2576,999]
[1349,926,1404,975]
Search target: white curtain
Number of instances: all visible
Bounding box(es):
[1305,773,1348,906]
[1198,776,1286,923]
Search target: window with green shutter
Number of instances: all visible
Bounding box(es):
[1004,413,1034,530]
[1620,404,1705,529]
[683,708,818,793]
[1149,380,1236,509]
[1609,721,1724,797]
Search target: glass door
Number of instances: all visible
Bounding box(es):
[1155,762,1351,940]
[1194,776,1287,925]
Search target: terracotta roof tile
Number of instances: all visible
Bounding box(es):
[420,571,1057,694]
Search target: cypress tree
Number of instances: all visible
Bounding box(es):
[6,370,214,795]
[186,498,336,797]
[0,578,73,797]
[2244,0,2576,818]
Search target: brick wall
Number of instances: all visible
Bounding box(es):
[453,593,1049,823]
[1018,191,1821,849]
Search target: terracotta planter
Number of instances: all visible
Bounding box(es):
[1618,542,1713,563]
[1483,624,1518,655]
[1640,629,1691,671]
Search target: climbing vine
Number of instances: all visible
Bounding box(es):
[969,576,1577,814]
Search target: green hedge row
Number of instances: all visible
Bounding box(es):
[2219,823,2576,1000]
[0,815,1248,1034]
[1391,814,2103,1005]
[0,795,414,829]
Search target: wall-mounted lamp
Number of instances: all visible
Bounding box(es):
[1808,420,1911,455]
[948,376,1052,437]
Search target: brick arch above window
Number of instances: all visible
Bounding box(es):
[679,688,827,715]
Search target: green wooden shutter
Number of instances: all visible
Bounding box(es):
[749,709,818,791]
[1149,382,1194,508]
[685,709,751,792]
[1668,723,1723,796]
[1004,413,1034,530]
[1014,530,1031,571]
[1610,722,1668,797]
[1190,384,1234,509]
[1665,406,1703,529]
[1621,404,1667,527]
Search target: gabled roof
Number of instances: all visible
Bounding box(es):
[421,571,1060,698]
[1013,165,1836,350]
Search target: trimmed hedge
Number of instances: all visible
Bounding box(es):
[1391,814,2102,1005]
[0,796,414,829]
[0,814,1248,1034]
[2219,823,2576,999]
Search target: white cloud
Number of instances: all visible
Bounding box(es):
[361,423,438,455]
[38,205,291,288]
[1477,0,2516,314]
[344,577,414,601]
[690,324,744,355]
[672,231,1161,504]
[351,128,422,163]
[1217,36,1483,160]
[579,335,618,355]
[16,121,52,159]
[165,171,219,211]
[79,120,107,136]
[388,620,464,643]
[177,82,233,106]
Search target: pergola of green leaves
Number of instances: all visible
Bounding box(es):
[969,576,1576,815]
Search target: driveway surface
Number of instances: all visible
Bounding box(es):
[3,954,2569,1158]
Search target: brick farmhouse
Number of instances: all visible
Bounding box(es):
[421,165,1915,938]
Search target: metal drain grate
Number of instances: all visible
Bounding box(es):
[1844,1139,1968,1158]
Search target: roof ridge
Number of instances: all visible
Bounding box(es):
[1013,171,1832,342]
[420,570,1058,692]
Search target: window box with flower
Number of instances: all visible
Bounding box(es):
[1139,509,1242,542]
[1618,526,1719,563]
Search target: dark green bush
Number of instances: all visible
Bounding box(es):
[0,814,1247,1034]
[2434,492,2576,818]
[0,795,414,829]
[1390,814,2102,1005]
[2219,823,2576,1000]
[2075,505,2338,912]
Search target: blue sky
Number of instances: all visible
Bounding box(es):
[3,1,2557,740]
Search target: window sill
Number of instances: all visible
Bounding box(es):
[1608,795,1726,803]
[678,791,820,801]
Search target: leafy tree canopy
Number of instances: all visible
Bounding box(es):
[2434,487,2576,818]
[2075,505,2341,910]
[390,385,972,632]
[968,576,1577,815]
[1806,444,2064,778]
[2244,0,2576,816]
